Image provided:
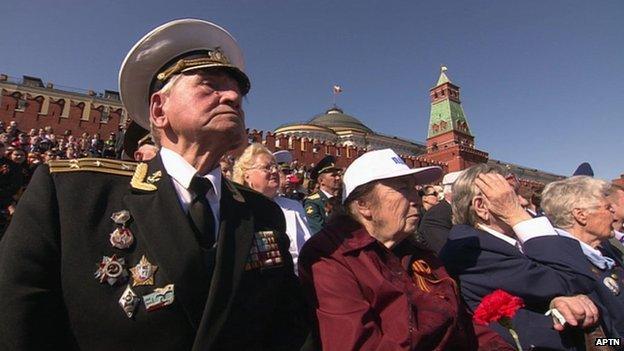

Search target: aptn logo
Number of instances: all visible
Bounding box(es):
[391,157,405,165]
[595,338,620,346]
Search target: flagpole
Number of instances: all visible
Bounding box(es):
[332,84,342,108]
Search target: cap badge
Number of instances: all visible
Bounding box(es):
[130,255,158,287]
[143,284,175,312]
[156,48,231,82]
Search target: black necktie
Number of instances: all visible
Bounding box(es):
[188,177,216,249]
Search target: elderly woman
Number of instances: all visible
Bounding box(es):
[440,164,603,350]
[299,149,513,351]
[233,143,311,272]
[542,176,624,339]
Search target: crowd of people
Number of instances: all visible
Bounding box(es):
[1,18,623,351]
[0,121,125,232]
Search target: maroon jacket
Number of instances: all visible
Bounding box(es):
[298,217,511,351]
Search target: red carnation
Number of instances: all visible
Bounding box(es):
[473,289,525,350]
[473,289,524,325]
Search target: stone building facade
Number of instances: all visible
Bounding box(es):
[0,74,127,137]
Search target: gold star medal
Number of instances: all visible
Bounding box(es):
[130,255,158,286]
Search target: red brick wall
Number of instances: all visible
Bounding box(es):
[0,89,122,136]
[245,130,448,172]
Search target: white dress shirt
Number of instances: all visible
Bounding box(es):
[160,147,221,236]
[477,216,558,252]
[273,196,312,275]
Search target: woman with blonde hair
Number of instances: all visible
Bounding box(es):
[233,143,312,273]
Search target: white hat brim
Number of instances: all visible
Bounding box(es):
[343,165,442,202]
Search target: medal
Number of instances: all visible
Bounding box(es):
[118,285,140,318]
[95,255,128,286]
[143,284,175,312]
[109,227,134,249]
[604,276,620,295]
[111,210,132,225]
[130,255,158,286]
[109,210,134,249]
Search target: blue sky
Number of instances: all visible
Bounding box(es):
[2,0,622,179]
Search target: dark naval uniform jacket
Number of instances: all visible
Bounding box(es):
[417,199,453,254]
[0,155,308,350]
[303,191,329,234]
[440,223,597,351]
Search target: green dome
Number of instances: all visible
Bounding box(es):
[308,107,373,134]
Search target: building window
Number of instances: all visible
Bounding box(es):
[100,107,110,123]
[336,147,341,157]
[15,98,27,111]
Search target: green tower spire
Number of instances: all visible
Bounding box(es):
[427,66,472,139]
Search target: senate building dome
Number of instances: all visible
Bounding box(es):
[274,105,427,156]
[307,107,373,134]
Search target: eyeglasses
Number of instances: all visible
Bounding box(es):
[249,163,279,173]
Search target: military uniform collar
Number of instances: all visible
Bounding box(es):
[160,147,222,199]
[320,188,334,199]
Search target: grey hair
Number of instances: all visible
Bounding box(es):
[541,176,611,229]
[451,163,506,226]
[147,74,183,147]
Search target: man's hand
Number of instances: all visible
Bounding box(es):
[475,173,531,227]
[549,295,599,331]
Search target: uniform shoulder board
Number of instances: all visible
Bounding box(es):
[48,158,138,177]
[306,192,320,200]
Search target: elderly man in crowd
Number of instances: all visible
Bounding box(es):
[0,19,307,350]
[304,155,342,234]
[440,164,602,350]
[299,149,514,350]
[122,121,159,162]
[541,176,624,339]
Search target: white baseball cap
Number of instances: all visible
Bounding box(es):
[119,19,249,130]
[442,170,465,185]
[342,149,442,202]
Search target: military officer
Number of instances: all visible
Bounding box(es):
[122,121,158,161]
[303,155,341,234]
[0,19,308,350]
